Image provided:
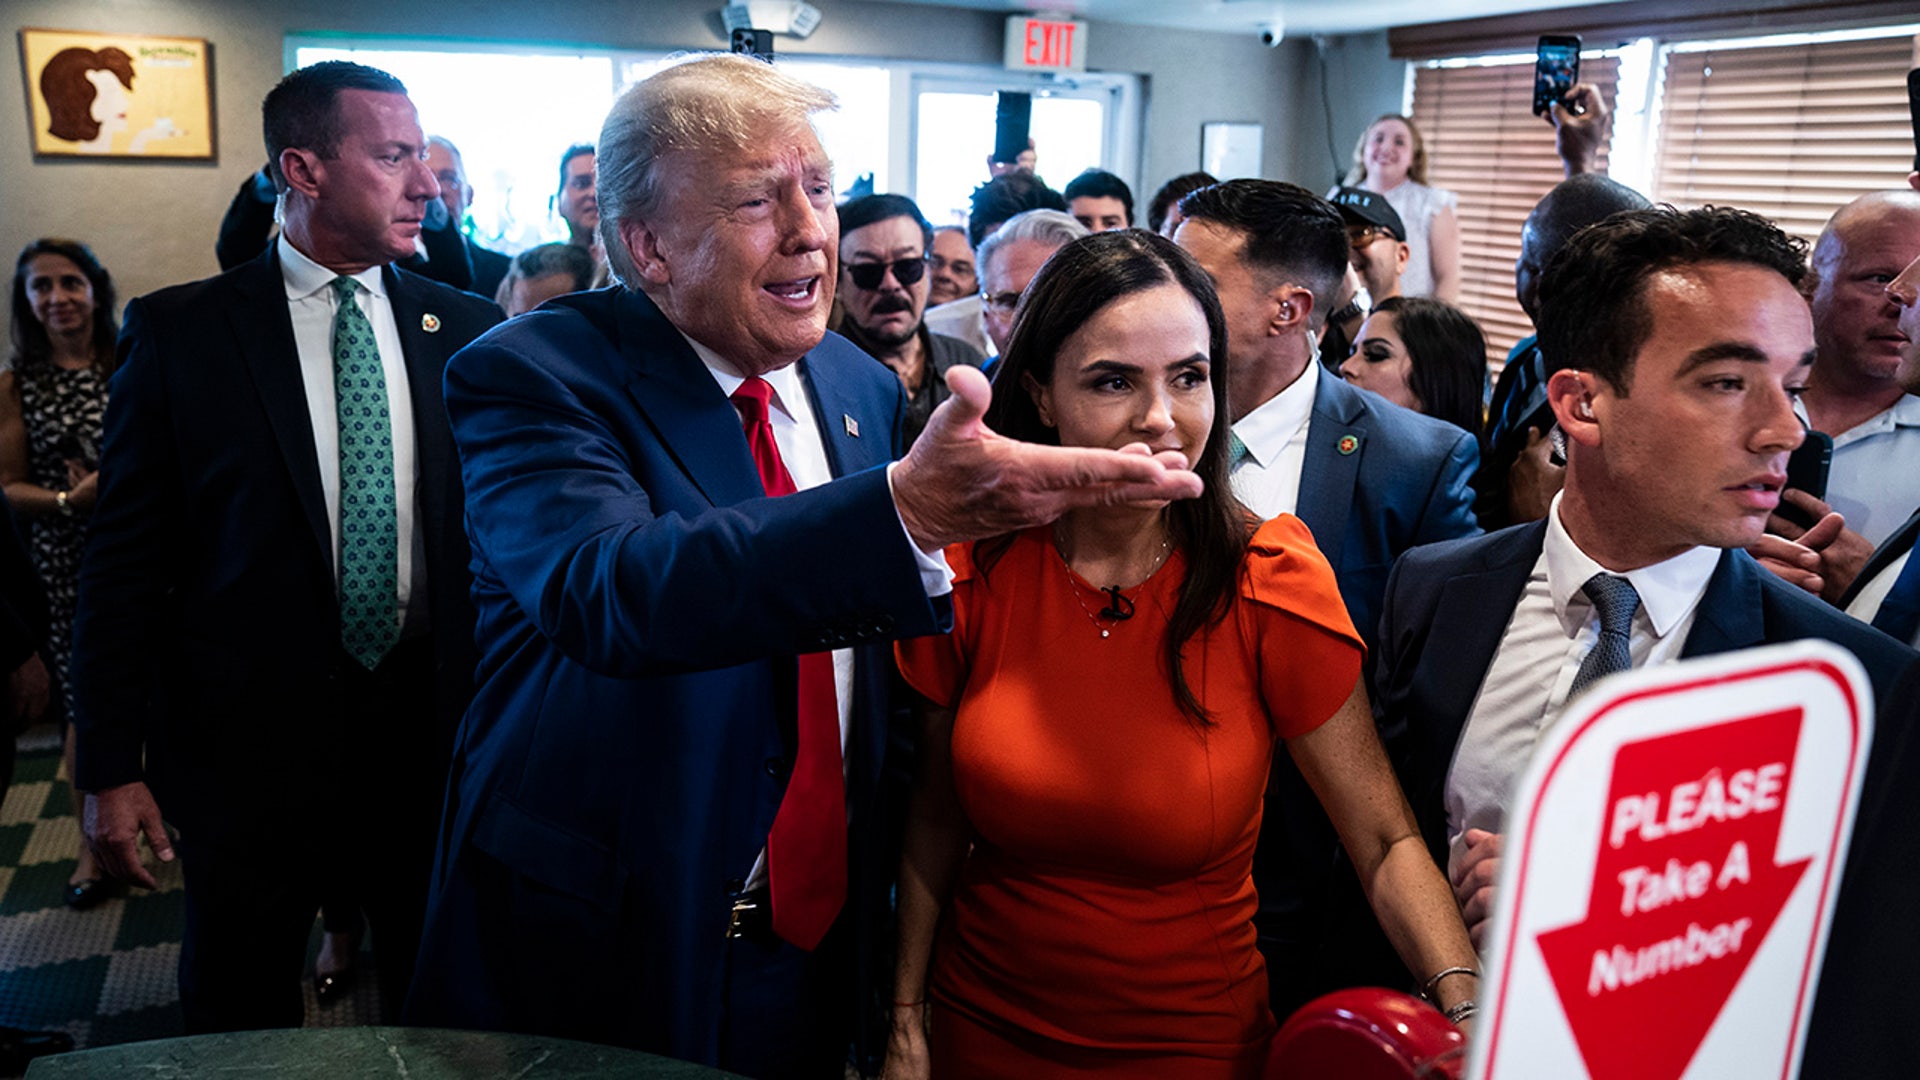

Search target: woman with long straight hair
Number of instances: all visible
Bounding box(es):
[884,230,1477,1078]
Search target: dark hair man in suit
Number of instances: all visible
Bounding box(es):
[1376,206,1918,1072]
[402,54,1199,1079]
[1173,178,1481,1018]
[71,60,500,1032]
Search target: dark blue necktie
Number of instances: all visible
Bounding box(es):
[1570,573,1640,699]
[1870,548,1920,644]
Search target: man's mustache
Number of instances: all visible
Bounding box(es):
[869,294,914,315]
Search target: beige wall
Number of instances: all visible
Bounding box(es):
[2,0,1403,323]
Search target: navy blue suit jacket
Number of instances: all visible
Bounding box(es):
[1376,521,1919,1077]
[1253,371,1482,1012]
[1292,371,1483,660]
[69,250,496,833]
[405,287,945,1063]
[1837,507,1920,614]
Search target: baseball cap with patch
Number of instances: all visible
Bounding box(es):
[1330,186,1407,241]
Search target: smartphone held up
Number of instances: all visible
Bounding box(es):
[1534,35,1581,117]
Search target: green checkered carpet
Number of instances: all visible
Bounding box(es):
[0,735,383,1071]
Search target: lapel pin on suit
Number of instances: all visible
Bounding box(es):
[843,414,859,438]
[1337,434,1360,456]
[422,313,441,333]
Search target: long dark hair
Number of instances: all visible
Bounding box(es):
[1369,296,1485,436]
[980,229,1252,726]
[10,239,118,377]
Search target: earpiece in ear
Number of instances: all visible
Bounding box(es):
[1578,400,1594,420]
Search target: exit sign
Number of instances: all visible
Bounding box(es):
[1005,15,1086,73]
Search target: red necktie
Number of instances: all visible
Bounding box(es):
[732,377,846,951]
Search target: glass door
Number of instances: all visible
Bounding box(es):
[910,71,1138,228]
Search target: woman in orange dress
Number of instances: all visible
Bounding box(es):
[883,231,1477,1078]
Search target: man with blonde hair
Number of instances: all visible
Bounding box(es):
[404,55,1200,1077]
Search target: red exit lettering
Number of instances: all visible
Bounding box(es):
[1023,20,1077,68]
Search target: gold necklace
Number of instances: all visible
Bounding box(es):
[1052,527,1171,639]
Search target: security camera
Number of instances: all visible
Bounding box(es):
[1259,21,1284,47]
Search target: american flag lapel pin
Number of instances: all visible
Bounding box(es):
[844,414,859,438]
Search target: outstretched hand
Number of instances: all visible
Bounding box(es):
[891,366,1204,553]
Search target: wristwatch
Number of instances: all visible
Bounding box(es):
[55,489,72,516]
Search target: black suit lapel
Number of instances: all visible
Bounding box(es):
[1296,374,1364,569]
[230,249,332,571]
[1424,523,1546,744]
[385,268,458,558]
[615,292,765,508]
[1681,549,1767,659]
[1839,510,1920,610]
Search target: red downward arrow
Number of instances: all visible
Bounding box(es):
[1535,708,1810,1080]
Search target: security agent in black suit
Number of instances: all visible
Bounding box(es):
[71,61,499,1032]
[217,164,481,294]
[0,494,74,1068]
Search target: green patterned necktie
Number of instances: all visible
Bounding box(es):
[330,276,399,670]
[1227,430,1251,466]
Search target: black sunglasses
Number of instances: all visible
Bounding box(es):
[846,256,929,291]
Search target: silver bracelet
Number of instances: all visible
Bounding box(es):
[1444,999,1478,1025]
[1420,965,1479,1002]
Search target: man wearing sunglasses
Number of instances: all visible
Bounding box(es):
[835,194,985,445]
[1318,187,1412,372]
[1332,186,1410,310]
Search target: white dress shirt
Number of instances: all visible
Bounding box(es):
[1846,548,1920,648]
[1443,495,1720,875]
[1824,394,1920,548]
[279,235,424,631]
[1228,359,1320,519]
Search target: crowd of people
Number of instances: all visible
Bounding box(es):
[2,46,1920,1080]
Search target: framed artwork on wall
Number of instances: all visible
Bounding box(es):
[19,28,214,159]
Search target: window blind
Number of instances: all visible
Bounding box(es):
[1652,33,1919,244]
[1409,56,1621,369]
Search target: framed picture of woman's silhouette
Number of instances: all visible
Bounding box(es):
[19,28,213,159]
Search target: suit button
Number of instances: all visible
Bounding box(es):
[764,757,790,779]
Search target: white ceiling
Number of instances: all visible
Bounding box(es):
[872,0,1627,37]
